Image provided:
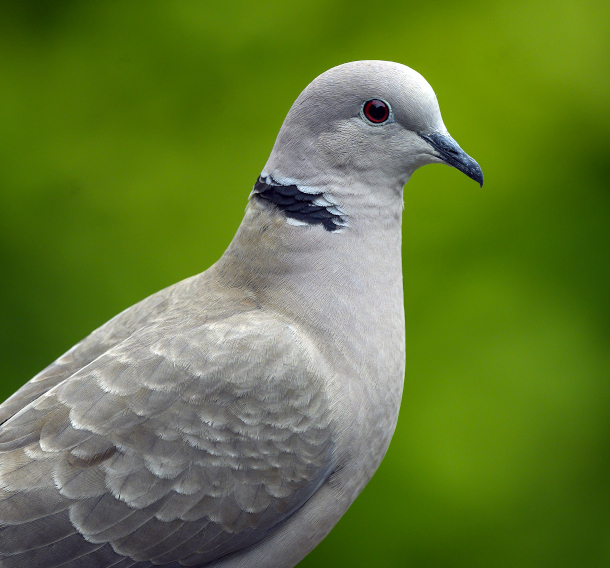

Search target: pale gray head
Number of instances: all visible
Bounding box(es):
[254,60,482,231]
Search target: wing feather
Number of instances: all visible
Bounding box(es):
[0,308,335,567]
[0,282,180,426]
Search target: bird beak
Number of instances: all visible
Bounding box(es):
[418,132,483,187]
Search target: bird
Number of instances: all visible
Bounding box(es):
[0,60,482,568]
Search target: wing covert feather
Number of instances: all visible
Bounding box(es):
[0,274,208,426]
[0,310,335,567]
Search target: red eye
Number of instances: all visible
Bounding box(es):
[363,99,390,124]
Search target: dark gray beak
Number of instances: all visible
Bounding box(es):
[418,132,483,187]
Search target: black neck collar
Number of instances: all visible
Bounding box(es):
[252,176,345,232]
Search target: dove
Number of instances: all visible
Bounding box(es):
[0,60,482,568]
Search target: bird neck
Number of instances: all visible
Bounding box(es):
[213,192,406,384]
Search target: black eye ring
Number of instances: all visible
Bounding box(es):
[362,99,391,124]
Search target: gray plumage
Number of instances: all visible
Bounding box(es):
[0,61,482,567]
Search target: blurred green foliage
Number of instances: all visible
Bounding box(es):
[0,0,609,566]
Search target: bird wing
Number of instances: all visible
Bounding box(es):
[0,279,183,426]
[0,309,335,567]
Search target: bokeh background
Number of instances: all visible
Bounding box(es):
[0,0,609,566]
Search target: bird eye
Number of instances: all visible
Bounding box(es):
[362,99,390,124]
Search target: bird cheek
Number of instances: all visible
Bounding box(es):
[394,134,436,172]
[316,127,374,170]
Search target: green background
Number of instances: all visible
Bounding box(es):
[0,1,609,566]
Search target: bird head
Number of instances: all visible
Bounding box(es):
[263,60,483,195]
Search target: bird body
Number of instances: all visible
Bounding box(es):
[0,61,481,567]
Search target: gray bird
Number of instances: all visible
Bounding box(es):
[0,60,482,568]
